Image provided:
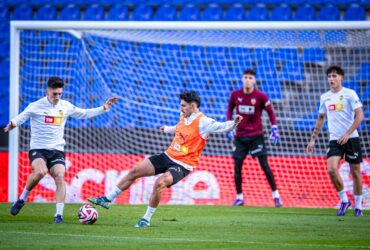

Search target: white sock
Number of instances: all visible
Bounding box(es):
[236,193,244,200]
[272,190,280,199]
[106,186,122,202]
[55,203,64,217]
[338,190,349,203]
[354,195,363,210]
[19,188,30,202]
[142,206,156,222]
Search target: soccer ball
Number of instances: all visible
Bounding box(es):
[78,204,98,224]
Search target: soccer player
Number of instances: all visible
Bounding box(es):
[306,65,364,217]
[4,77,118,223]
[227,69,282,207]
[88,91,243,227]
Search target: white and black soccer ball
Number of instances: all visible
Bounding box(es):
[78,204,98,225]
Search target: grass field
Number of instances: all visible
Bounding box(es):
[0,203,369,250]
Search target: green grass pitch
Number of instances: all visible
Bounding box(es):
[0,203,369,249]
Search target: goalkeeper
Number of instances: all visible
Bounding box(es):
[226,69,282,207]
[4,77,117,224]
[88,91,242,227]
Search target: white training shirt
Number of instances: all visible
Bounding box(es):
[319,87,363,141]
[162,112,235,170]
[11,96,107,151]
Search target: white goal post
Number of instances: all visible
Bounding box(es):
[9,21,370,207]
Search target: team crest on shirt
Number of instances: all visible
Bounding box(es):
[339,96,344,101]
[251,98,256,105]
[59,110,64,116]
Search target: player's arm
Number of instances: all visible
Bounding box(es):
[226,92,235,121]
[160,125,176,133]
[4,104,33,132]
[263,96,279,145]
[306,113,326,154]
[69,97,118,119]
[200,115,242,137]
[337,107,364,145]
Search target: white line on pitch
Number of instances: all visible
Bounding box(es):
[0,230,366,249]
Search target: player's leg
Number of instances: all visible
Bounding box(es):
[10,152,48,216]
[250,136,281,207]
[49,163,66,224]
[135,172,174,228]
[345,138,363,216]
[257,155,281,207]
[327,140,350,216]
[232,137,248,206]
[88,158,155,209]
[136,162,190,228]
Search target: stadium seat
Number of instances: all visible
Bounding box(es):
[324,30,346,43]
[363,84,370,102]
[201,4,223,21]
[35,5,56,20]
[343,5,366,20]
[0,5,10,20]
[280,62,304,82]
[271,5,292,21]
[299,30,321,43]
[342,81,362,98]
[318,5,339,21]
[179,5,200,21]
[256,62,278,81]
[154,5,177,21]
[252,48,274,62]
[84,5,105,20]
[353,62,370,82]
[30,0,52,6]
[224,4,246,21]
[274,48,299,64]
[6,0,28,5]
[259,80,282,101]
[248,5,269,21]
[301,48,325,63]
[131,5,153,21]
[60,5,81,20]
[295,5,316,21]
[107,4,129,20]
[0,60,9,79]
[12,5,33,20]
[0,42,10,59]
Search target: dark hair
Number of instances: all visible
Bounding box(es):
[243,69,255,76]
[180,91,201,108]
[326,65,344,76]
[47,77,64,89]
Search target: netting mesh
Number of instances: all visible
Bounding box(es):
[16,28,369,208]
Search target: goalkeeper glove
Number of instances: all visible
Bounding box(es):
[226,130,235,142]
[270,125,280,145]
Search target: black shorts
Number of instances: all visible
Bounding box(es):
[29,149,66,170]
[148,153,191,186]
[327,137,362,164]
[233,135,267,159]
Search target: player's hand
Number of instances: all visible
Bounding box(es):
[4,121,15,132]
[103,97,118,110]
[226,130,234,142]
[270,125,280,145]
[337,132,350,145]
[306,141,315,154]
[160,126,165,132]
[234,115,243,126]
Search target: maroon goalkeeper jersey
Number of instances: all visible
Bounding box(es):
[227,88,277,137]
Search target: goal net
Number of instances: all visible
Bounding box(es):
[10,22,370,208]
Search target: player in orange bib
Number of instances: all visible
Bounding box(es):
[88,91,242,227]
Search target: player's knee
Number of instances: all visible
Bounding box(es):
[33,171,46,181]
[327,167,338,178]
[128,166,142,179]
